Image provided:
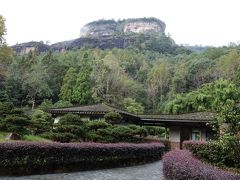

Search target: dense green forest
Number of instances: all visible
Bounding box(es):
[2,45,240,114]
[1,15,240,114]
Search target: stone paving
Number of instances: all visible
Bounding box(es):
[1,161,163,180]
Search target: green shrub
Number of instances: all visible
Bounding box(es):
[85,124,148,143]
[145,126,165,137]
[183,139,240,168]
[2,108,30,136]
[0,103,30,137]
[86,132,105,142]
[38,99,53,110]
[54,125,85,137]
[30,110,54,135]
[128,125,148,137]
[104,111,122,124]
[111,125,140,142]
[58,113,84,126]
[0,102,14,118]
[218,134,240,168]
[85,120,110,131]
[95,127,115,142]
[51,113,86,142]
[3,116,29,136]
[39,132,54,140]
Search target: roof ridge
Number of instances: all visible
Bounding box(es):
[101,103,123,111]
[48,103,104,110]
[138,111,215,116]
[101,103,114,111]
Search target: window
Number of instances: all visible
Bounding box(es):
[191,129,201,141]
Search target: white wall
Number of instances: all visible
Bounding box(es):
[54,117,60,124]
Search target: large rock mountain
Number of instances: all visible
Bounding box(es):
[11,18,176,55]
[80,18,166,37]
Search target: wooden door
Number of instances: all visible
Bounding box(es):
[180,127,190,149]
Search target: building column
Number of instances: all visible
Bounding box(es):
[169,126,181,150]
[201,127,206,141]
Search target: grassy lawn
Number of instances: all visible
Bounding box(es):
[22,135,51,142]
[0,132,11,142]
[0,132,51,142]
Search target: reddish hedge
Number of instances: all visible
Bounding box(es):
[163,150,240,180]
[0,142,164,176]
[145,138,170,151]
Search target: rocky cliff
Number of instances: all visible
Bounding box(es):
[11,18,179,55]
[12,41,49,55]
[80,18,166,38]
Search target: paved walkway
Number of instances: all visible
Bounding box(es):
[1,161,163,180]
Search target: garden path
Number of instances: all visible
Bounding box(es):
[2,160,163,180]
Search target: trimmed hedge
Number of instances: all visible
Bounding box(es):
[183,140,240,168]
[163,150,240,180]
[182,140,207,154]
[0,142,164,176]
[145,138,170,151]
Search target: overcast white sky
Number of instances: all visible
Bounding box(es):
[1,0,240,46]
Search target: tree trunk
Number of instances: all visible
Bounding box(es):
[31,99,35,110]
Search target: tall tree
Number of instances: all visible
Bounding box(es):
[93,54,125,104]
[123,97,144,114]
[59,67,77,102]
[164,79,240,114]
[92,55,118,103]
[0,15,6,45]
[0,15,13,102]
[171,62,188,94]
[72,53,93,104]
[147,61,171,111]
[42,51,66,102]
[22,60,52,109]
[215,49,240,80]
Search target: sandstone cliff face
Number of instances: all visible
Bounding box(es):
[123,21,164,34]
[80,18,166,38]
[80,20,118,37]
[11,18,170,54]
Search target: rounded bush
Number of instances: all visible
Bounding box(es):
[104,111,122,124]
[163,150,240,180]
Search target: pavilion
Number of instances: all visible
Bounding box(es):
[46,103,215,149]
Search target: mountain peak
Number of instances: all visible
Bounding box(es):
[80,17,166,38]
